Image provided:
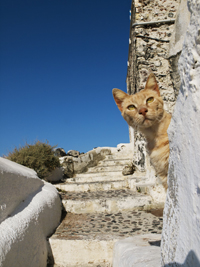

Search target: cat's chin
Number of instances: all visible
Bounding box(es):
[124,117,155,129]
[138,118,156,128]
[128,120,154,129]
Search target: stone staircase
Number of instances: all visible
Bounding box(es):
[57,157,135,192]
[49,144,164,266]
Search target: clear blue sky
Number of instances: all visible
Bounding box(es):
[0,0,132,156]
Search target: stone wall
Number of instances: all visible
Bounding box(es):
[161,0,200,265]
[127,0,179,174]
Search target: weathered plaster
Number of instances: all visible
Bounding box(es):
[0,157,43,223]
[0,158,62,267]
[113,234,161,267]
[168,0,190,57]
[161,0,200,265]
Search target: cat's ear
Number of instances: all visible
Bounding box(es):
[112,88,128,112]
[144,73,160,96]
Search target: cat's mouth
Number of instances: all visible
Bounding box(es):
[142,117,154,126]
[143,117,152,122]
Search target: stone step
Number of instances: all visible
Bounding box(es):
[87,164,125,173]
[97,158,132,167]
[105,155,133,161]
[68,170,146,183]
[135,181,156,194]
[55,177,137,193]
[49,210,163,267]
[75,170,125,178]
[60,189,152,214]
[68,173,127,183]
[48,143,164,266]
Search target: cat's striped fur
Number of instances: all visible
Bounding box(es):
[112,73,171,190]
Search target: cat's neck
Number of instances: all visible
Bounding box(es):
[139,111,171,145]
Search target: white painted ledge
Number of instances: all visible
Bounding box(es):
[0,157,43,223]
[0,158,62,267]
[113,234,161,267]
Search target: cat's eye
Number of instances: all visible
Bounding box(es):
[127,105,136,110]
[146,97,154,104]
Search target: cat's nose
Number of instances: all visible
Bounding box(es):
[139,108,148,116]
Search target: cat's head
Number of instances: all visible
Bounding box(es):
[112,73,164,129]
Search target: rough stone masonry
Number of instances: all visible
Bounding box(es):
[127,0,179,177]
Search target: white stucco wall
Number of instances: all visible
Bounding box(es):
[0,157,43,223]
[168,0,190,58]
[161,1,200,266]
[0,158,62,267]
[113,234,161,267]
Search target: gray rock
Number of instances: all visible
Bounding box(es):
[99,149,111,156]
[54,148,67,157]
[45,167,63,183]
[122,164,136,176]
[61,157,74,178]
[67,150,80,157]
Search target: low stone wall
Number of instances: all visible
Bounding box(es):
[0,157,62,267]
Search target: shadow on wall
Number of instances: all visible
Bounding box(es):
[163,250,200,267]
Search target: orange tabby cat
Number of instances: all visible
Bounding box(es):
[112,73,171,189]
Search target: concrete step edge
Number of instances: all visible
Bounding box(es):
[49,238,115,267]
[62,194,152,214]
[55,179,136,193]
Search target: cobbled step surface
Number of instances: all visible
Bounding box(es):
[49,210,163,267]
[52,210,163,240]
